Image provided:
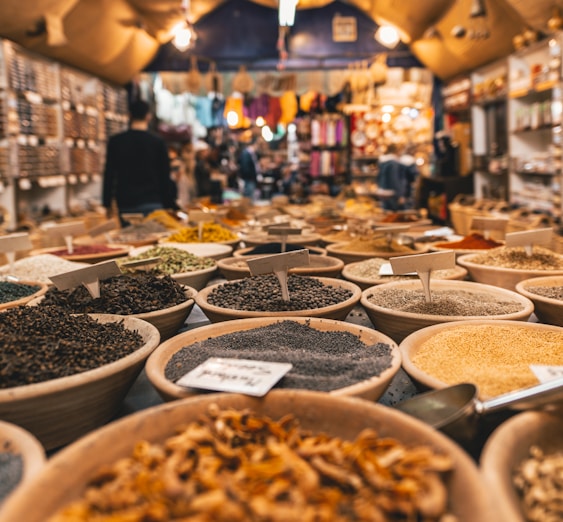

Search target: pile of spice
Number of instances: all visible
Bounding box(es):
[365,287,525,316]
[0,305,144,387]
[379,212,421,223]
[0,444,23,503]
[433,232,503,250]
[110,221,168,243]
[166,320,394,392]
[48,406,455,522]
[166,223,238,243]
[119,246,216,275]
[48,244,125,256]
[345,257,463,283]
[0,281,41,304]
[0,254,88,283]
[513,445,563,522]
[332,236,416,254]
[467,246,563,270]
[206,274,352,312]
[39,272,189,314]
[411,324,563,397]
[523,284,563,301]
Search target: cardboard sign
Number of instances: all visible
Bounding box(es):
[49,260,121,299]
[43,221,87,255]
[373,225,412,235]
[119,257,161,270]
[390,250,456,303]
[471,217,509,239]
[0,233,33,272]
[505,227,553,256]
[88,220,117,238]
[247,249,310,301]
[189,210,215,224]
[176,357,293,397]
[266,226,302,253]
[0,233,32,253]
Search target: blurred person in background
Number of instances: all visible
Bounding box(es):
[102,99,178,225]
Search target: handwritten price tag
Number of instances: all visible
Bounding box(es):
[471,217,509,239]
[0,233,33,272]
[43,221,86,255]
[176,357,293,396]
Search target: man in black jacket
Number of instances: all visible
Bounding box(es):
[102,100,177,225]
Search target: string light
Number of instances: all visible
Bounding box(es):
[172,0,197,51]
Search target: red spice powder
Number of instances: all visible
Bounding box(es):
[50,244,122,256]
[434,233,503,250]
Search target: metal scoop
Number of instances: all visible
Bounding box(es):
[395,377,563,441]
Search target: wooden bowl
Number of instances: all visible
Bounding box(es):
[217,255,344,280]
[0,314,160,450]
[326,240,429,264]
[361,279,534,343]
[170,266,217,290]
[0,280,48,311]
[399,320,563,399]
[457,252,563,291]
[428,242,504,259]
[233,244,327,257]
[158,241,233,260]
[131,286,197,340]
[342,259,467,290]
[145,316,401,402]
[0,390,496,522]
[195,276,362,323]
[515,275,563,327]
[480,411,563,522]
[30,244,131,264]
[0,420,46,506]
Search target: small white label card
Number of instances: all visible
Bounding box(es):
[424,226,454,237]
[390,250,456,303]
[266,226,302,253]
[471,216,509,239]
[0,232,33,271]
[190,210,214,240]
[49,259,121,299]
[176,357,293,397]
[530,365,563,383]
[247,249,310,301]
[43,220,87,255]
[505,227,553,256]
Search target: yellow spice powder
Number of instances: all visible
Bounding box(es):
[411,325,563,397]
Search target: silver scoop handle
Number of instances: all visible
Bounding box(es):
[476,376,563,415]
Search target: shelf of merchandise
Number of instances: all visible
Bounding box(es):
[470,58,509,201]
[0,39,128,231]
[506,34,563,221]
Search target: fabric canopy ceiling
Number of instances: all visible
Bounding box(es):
[0,0,556,84]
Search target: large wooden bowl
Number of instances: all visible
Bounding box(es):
[342,260,467,290]
[145,316,401,402]
[0,314,160,450]
[0,280,48,311]
[0,390,496,522]
[195,276,362,323]
[515,275,563,327]
[326,240,429,264]
[399,320,563,399]
[0,420,46,506]
[361,279,534,343]
[457,252,563,291]
[217,255,344,280]
[480,411,563,522]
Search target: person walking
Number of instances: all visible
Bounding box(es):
[237,138,260,200]
[102,99,178,225]
[376,143,407,211]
